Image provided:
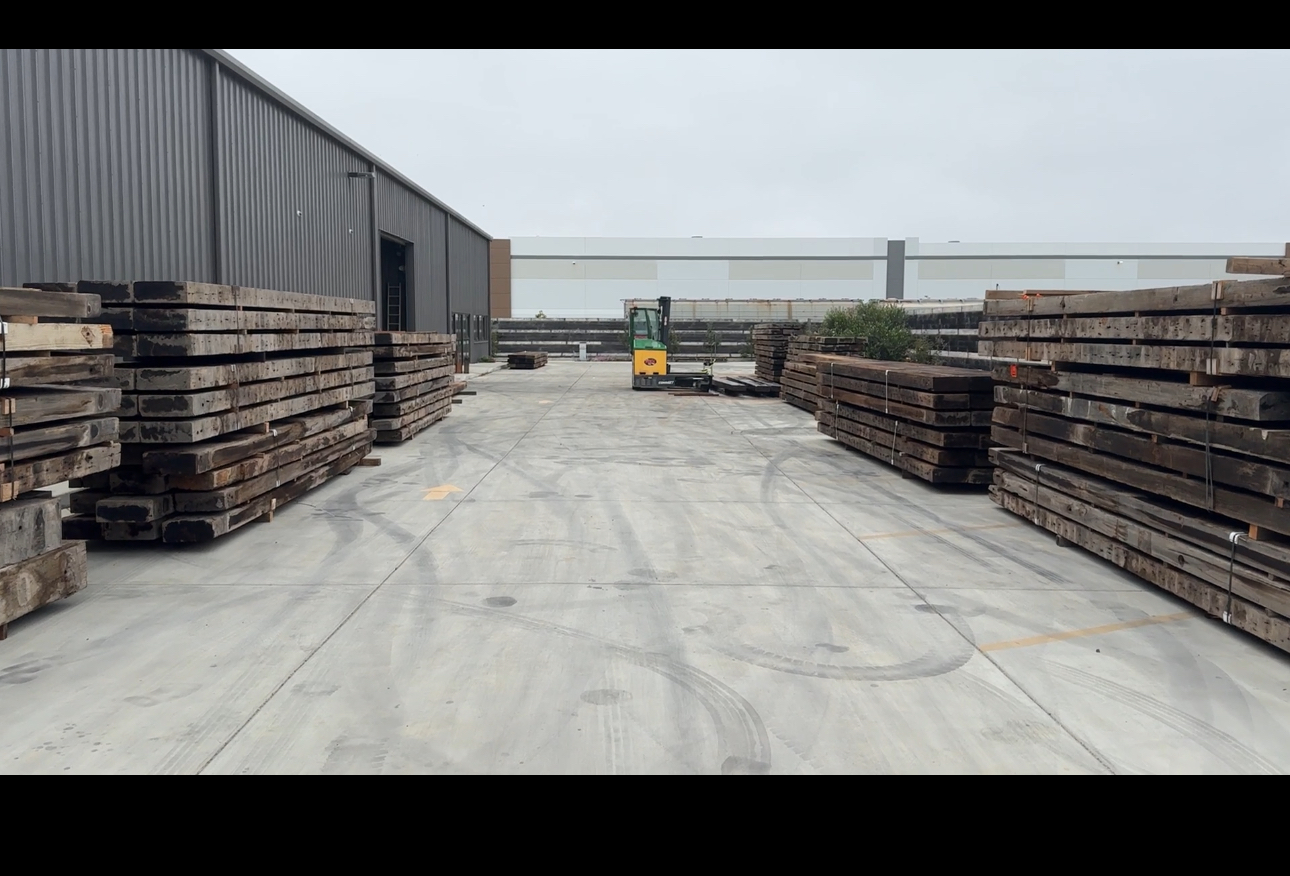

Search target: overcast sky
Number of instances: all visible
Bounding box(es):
[227,49,1288,243]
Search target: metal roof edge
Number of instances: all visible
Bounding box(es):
[200,49,492,241]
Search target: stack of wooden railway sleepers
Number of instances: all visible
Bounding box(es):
[979,273,1290,652]
[372,332,455,444]
[752,323,802,383]
[1,287,121,637]
[780,336,866,413]
[710,376,781,397]
[508,351,548,370]
[39,281,377,545]
[814,357,994,484]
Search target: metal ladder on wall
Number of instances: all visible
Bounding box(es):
[386,285,404,332]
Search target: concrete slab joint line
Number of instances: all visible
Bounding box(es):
[699,395,1119,775]
[8,362,1289,776]
[193,365,593,775]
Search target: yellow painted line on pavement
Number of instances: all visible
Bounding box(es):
[979,612,1195,654]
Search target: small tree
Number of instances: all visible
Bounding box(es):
[535,311,547,320]
[703,323,719,359]
[821,301,935,363]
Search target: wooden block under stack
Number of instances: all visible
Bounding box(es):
[980,272,1290,654]
[35,281,378,545]
[508,351,548,370]
[780,335,866,414]
[371,331,456,444]
[814,356,994,485]
[751,323,802,383]
[0,287,119,636]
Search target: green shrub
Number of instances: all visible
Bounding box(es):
[821,301,936,364]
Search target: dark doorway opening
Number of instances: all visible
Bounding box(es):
[380,236,410,331]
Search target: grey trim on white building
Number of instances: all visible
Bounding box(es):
[507,237,1284,318]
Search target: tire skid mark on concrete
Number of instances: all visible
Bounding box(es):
[1048,662,1283,775]
[435,597,771,776]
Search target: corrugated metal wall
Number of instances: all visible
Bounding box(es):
[449,216,490,357]
[376,172,449,333]
[0,48,214,286]
[218,71,371,299]
[428,207,450,334]
[0,47,490,341]
[449,215,490,316]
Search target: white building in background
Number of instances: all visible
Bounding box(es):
[506,237,1284,318]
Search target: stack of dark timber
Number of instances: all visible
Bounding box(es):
[752,323,802,383]
[1,287,121,637]
[372,332,455,444]
[980,268,1290,653]
[508,351,548,370]
[815,357,994,484]
[710,376,781,397]
[780,336,866,413]
[38,281,377,545]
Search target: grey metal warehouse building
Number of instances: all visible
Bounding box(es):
[0,48,492,360]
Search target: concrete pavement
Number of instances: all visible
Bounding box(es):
[3,361,1289,774]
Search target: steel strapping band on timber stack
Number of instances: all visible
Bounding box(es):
[814,356,993,486]
[982,270,1290,654]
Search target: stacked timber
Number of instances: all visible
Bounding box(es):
[815,357,994,485]
[752,323,802,383]
[372,332,455,444]
[508,351,548,370]
[979,274,1290,653]
[1,287,121,636]
[780,336,866,413]
[40,281,377,545]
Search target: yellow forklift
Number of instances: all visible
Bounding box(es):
[628,297,714,391]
